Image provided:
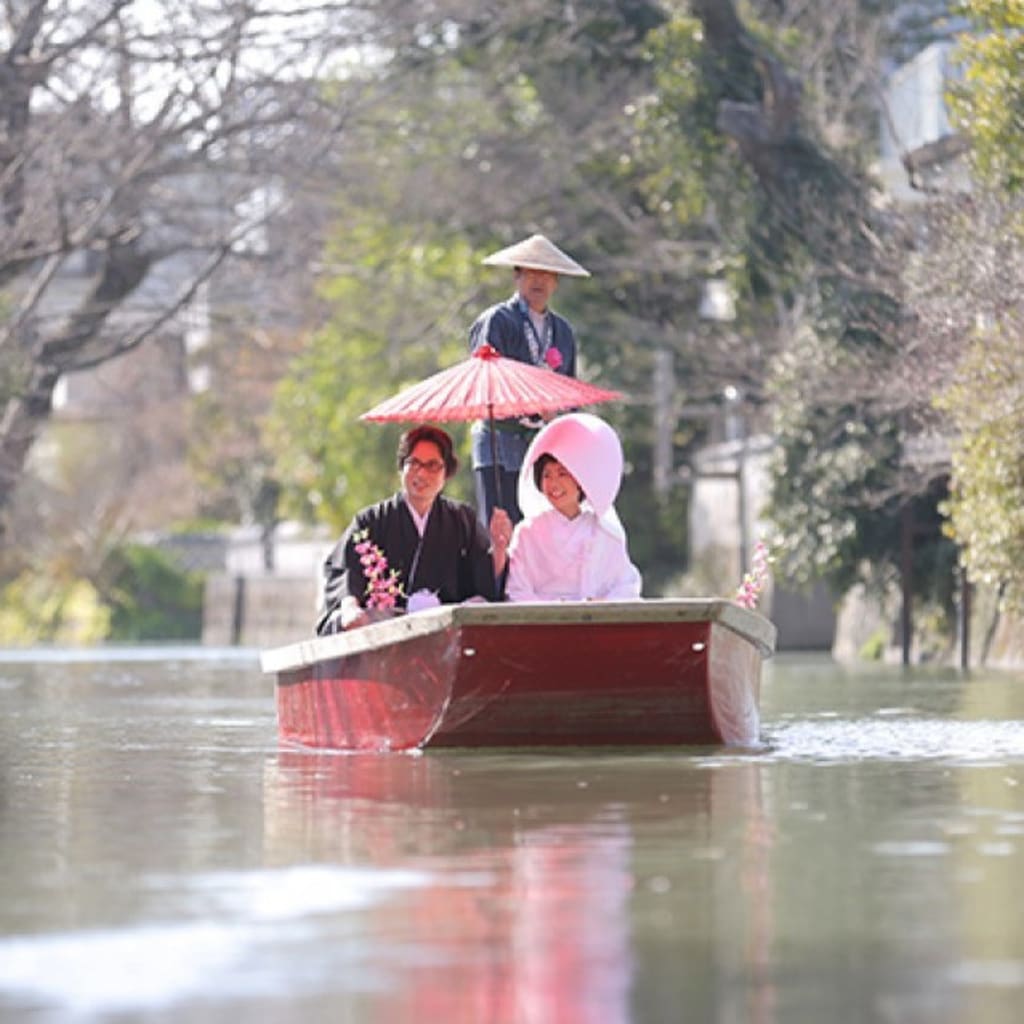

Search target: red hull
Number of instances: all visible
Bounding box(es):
[263,601,775,751]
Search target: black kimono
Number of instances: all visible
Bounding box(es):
[316,492,498,635]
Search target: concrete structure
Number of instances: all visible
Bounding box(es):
[686,433,836,652]
[877,39,968,201]
[196,523,333,647]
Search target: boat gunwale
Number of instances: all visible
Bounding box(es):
[260,598,776,675]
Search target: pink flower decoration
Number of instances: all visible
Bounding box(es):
[734,539,771,610]
[352,529,405,610]
[544,347,563,371]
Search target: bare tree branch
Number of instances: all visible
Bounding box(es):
[0,0,424,533]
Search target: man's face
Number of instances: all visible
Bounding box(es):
[401,440,447,510]
[515,268,559,314]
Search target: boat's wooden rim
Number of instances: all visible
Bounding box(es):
[260,598,776,675]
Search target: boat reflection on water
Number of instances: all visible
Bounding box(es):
[262,749,775,1021]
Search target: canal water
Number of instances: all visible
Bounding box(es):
[2,648,1024,1023]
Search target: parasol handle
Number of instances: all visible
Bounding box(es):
[488,402,503,509]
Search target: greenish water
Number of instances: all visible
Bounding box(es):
[1,649,1023,1022]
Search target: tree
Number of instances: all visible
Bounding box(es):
[2,0,964,616]
[947,0,1024,191]
[262,0,703,581]
[259,0,947,597]
[0,0,424,539]
[267,213,482,534]
[938,315,1024,612]
[661,1,967,611]
[926,2,1024,609]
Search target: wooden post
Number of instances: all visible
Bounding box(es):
[959,572,971,671]
[652,349,675,496]
[900,503,913,666]
[736,430,749,578]
[231,575,246,646]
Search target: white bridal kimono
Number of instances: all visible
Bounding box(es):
[506,507,642,602]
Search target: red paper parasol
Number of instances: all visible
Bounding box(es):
[360,344,622,423]
[361,344,624,510]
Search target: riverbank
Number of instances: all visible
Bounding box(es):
[201,564,1024,671]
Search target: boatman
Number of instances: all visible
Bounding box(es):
[468,233,590,528]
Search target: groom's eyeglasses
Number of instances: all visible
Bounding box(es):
[404,457,445,475]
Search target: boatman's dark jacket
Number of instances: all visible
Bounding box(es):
[468,294,578,471]
[316,492,498,635]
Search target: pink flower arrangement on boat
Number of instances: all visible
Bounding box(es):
[353,530,404,610]
[735,538,771,610]
[544,347,563,371]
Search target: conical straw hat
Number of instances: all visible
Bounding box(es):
[482,234,591,278]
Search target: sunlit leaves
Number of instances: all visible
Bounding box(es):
[267,213,480,532]
[767,320,904,593]
[937,321,1024,610]
[949,0,1024,191]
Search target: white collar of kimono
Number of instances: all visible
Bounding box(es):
[517,412,626,541]
[405,499,430,536]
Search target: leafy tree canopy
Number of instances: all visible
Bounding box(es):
[938,325,1024,611]
[949,0,1024,191]
[267,214,481,533]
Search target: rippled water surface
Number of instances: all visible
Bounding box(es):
[2,649,1024,1022]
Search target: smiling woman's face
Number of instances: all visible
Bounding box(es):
[540,458,582,519]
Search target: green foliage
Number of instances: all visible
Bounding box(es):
[859,627,888,661]
[0,540,203,645]
[187,327,294,528]
[267,214,479,533]
[359,3,923,603]
[949,0,1024,191]
[97,543,204,642]
[0,575,110,645]
[626,17,736,227]
[349,5,735,584]
[767,330,904,593]
[273,1,942,610]
[767,313,958,613]
[937,324,1024,611]
[2,0,987,653]
[656,4,938,611]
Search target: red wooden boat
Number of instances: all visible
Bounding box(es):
[260,599,776,751]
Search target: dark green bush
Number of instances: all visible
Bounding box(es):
[100,544,204,642]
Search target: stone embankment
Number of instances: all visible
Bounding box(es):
[203,574,318,649]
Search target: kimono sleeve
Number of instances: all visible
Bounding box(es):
[505,518,547,602]
[470,304,521,360]
[458,504,500,602]
[315,516,369,635]
[589,529,642,600]
[552,316,578,378]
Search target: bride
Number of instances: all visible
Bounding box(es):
[498,413,642,602]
